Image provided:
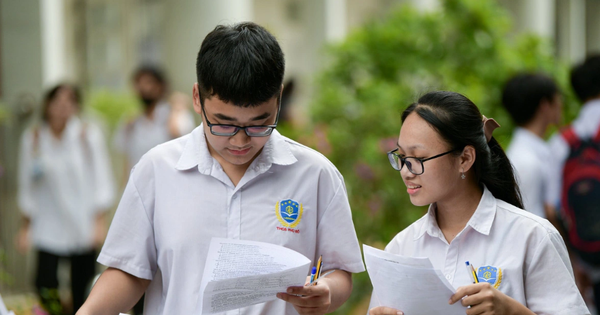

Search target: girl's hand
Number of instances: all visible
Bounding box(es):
[449,282,534,315]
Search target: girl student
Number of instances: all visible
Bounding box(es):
[17,84,115,315]
[368,91,589,315]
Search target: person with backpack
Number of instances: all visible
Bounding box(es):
[548,55,600,310]
[502,73,562,219]
[17,84,115,315]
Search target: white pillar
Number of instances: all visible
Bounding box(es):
[587,0,600,54]
[325,0,347,42]
[40,0,70,88]
[522,0,555,38]
[498,0,554,38]
[557,0,586,63]
[162,0,254,94]
[409,0,440,12]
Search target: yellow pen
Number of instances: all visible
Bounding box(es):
[313,256,322,286]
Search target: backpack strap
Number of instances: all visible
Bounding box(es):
[561,126,580,149]
[32,125,40,156]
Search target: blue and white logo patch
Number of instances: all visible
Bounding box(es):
[477,266,502,289]
[276,199,303,228]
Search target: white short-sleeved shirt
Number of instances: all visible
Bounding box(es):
[113,100,195,168]
[98,125,365,315]
[506,127,553,218]
[18,117,115,254]
[369,187,589,315]
[548,99,600,208]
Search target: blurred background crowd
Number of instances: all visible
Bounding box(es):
[0,0,599,314]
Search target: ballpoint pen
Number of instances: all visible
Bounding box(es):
[314,255,322,281]
[465,261,479,284]
[309,266,317,284]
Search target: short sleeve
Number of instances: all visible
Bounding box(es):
[98,164,157,280]
[524,229,589,314]
[315,174,365,274]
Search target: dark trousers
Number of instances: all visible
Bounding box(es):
[35,249,97,315]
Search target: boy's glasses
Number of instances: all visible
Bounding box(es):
[387,148,457,175]
[201,99,281,137]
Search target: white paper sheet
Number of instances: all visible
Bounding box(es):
[199,238,311,314]
[364,245,467,315]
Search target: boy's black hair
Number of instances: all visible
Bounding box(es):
[196,22,285,107]
[132,65,168,86]
[570,54,600,103]
[501,73,559,126]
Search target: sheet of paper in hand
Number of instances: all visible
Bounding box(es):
[198,238,311,314]
[364,244,467,315]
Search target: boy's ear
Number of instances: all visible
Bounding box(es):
[192,83,202,115]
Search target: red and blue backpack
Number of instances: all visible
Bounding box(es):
[560,126,600,265]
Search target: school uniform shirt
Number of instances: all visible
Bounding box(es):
[369,187,589,315]
[506,127,553,218]
[18,117,115,255]
[113,100,195,168]
[98,125,365,315]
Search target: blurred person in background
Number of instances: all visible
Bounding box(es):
[548,55,600,312]
[16,84,115,315]
[113,65,195,172]
[501,73,562,219]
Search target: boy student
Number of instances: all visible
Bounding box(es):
[77,22,365,315]
[113,65,195,171]
[501,73,562,219]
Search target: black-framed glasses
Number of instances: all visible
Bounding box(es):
[387,148,457,175]
[200,99,281,137]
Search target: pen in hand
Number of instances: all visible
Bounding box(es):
[465,261,479,284]
[309,266,317,284]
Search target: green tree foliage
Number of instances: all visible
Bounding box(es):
[306,0,575,312]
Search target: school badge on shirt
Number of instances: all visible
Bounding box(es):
[275,199,303,234]
[477,266,502,289]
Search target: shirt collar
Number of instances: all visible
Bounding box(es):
[175,124,297,173]
[414,185,497,240]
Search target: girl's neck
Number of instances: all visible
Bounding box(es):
[435,182,483,243]
[49,120,68,139]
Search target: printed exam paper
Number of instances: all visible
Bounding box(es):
[199,238,311,314]
[364,244,467,315]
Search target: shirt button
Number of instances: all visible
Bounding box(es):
[232,195,237,200]
[446,274,451,280]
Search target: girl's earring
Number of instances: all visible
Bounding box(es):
[461,172,466,180]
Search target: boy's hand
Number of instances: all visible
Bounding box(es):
[277,280,331,315]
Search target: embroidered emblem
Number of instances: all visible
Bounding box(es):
[276,199,303,228]
[477,266,502,289]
